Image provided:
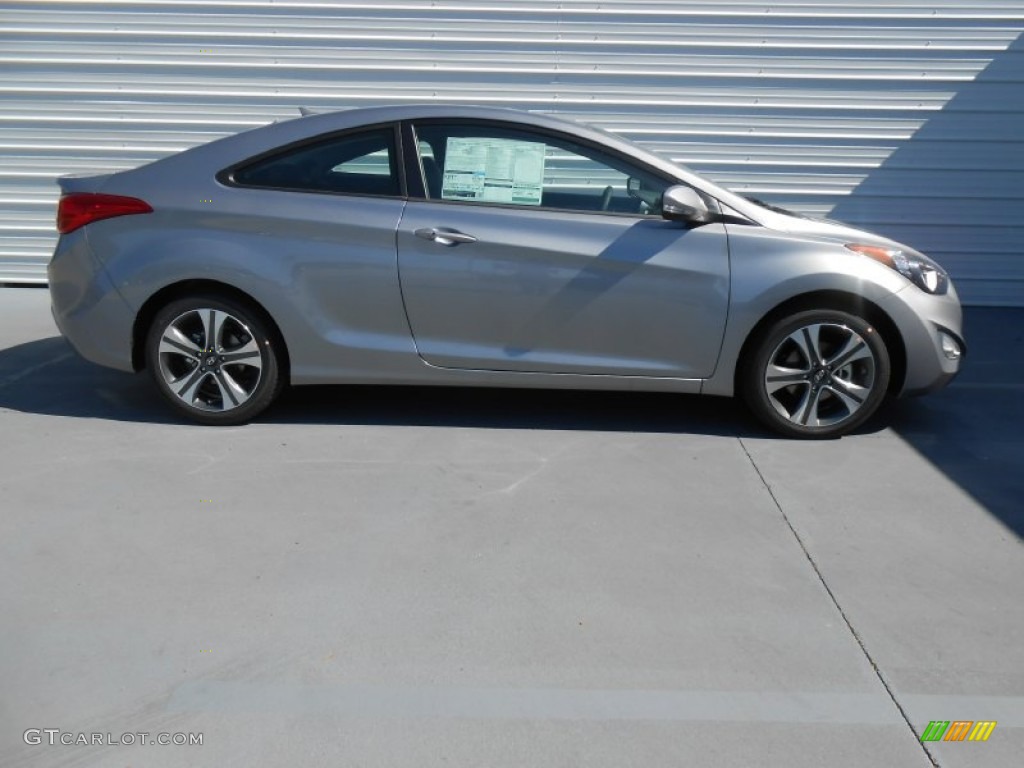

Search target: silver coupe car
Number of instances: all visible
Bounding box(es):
[49,104,964,437]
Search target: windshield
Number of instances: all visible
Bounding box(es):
[583,118,805,222]
[740,195,809,219]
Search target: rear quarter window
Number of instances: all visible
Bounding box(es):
[229,126,400,197]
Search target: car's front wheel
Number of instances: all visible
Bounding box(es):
[742,309,891,438]
[145,295,283,425]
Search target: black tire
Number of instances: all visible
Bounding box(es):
[145,294,284,425]
[741,309,890,439]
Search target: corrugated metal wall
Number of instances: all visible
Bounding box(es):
[2,0,1022,304]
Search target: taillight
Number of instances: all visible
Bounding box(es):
[57,193,153,234]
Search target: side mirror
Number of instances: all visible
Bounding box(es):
[662,185,712,226]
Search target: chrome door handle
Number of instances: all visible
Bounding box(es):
[414,227,478,246]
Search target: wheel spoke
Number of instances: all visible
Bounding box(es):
[159,326,201,360]
[199,309,231,351]
[220,338,262,368]
[826,378,869,414]
[213,370,244,408]
[174,368,211,405]
[827,335,871,370]
[797,386,824,426]
[784,328,813,368]
[768,381,810,422]
[802,325,824,366]
[765,363,809,394]
[198,310,214,350]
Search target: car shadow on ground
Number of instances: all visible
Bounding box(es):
[0,335,891,442]
[2,309,1019,540]
[0,335,761,437]
[269,383,757,436]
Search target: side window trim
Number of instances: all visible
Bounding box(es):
[400,120,426,199]
[217,121,408,199]
[403,118,682,217]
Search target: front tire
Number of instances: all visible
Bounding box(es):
[145,294,283,425]
[741,309,890,438]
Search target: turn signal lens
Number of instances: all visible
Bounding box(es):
[846,244,901,268]
[845,243,948,295]
[57,193,153,234]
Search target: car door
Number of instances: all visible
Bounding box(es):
[396,120,730,378]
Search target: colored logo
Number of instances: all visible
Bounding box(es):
[920,720,996,742]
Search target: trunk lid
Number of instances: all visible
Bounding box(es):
[56,173,114,195]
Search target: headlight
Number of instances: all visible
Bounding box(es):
[845,244,949,295]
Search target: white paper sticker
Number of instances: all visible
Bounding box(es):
[441,137,546,205]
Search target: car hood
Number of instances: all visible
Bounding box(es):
[731,201,910,252]
[663,162,910,252]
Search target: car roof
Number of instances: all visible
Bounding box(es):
[123,103,767,224]
[135,102,669,184]
[296,103,586,131]
[273,103,635,158]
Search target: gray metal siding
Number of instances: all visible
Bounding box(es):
[2,0,1022,304]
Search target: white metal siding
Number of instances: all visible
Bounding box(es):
[2,0,1022,304]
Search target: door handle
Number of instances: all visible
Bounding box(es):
[414,227,478,247]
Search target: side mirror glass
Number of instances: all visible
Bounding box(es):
[662,185,712,225]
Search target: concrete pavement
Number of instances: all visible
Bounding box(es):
[1,286,1021,767]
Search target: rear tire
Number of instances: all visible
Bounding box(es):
[145,294,283,425]
[741,309,890,438]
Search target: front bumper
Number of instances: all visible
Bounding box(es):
[48,230,136,373]
[880,281,965,397]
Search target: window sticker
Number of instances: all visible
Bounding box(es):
[441,137,546,205]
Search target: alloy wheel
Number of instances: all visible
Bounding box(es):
[156,308,264,412]
[762,322,877,428]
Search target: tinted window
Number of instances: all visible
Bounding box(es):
[412,122,669,215]
[232,127,400,196]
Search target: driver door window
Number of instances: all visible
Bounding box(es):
[412,122,668,215]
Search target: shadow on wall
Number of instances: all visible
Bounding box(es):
[829,31,1024,307]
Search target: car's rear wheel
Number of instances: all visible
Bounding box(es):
[742,309,890,438]
[145,295,283,425]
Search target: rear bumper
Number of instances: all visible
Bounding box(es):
[879,281,965,397]
[48,231,136,372]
